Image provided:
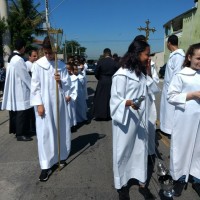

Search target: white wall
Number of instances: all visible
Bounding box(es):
[151,51,164,72]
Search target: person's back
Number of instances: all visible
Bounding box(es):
[95,56,118,78]
[160,35,185,135]
[6,55,31,109]
[1,38,32,141]
[93,48,118,120]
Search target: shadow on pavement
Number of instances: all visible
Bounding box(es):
[67,133,106,165]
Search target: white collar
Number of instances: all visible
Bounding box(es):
[113,67,143,81]
[36,56,51,70]
[169,49,185,58]
[177,67,197,75]
[70,74,78,81]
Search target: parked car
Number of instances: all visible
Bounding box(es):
[86,60,96,75]
[159,64,166,78]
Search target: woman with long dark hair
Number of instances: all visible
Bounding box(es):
[110,40,156,200]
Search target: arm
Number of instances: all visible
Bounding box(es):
[186,91,200,101]
[30,64,45,116]
[146,75,160,94]
[172,54,184,76]
[110,75,135,125]
[151,63,159,83]
[69,80,78,101]
[167,74,187,109]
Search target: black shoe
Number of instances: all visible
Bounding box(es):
[71,126,77,132]
[39,169,52,182]
[16,136,33,141]
[173,180,186,197]
[192,183,200,197]
[117,186,130,200]
[84,120,90,124]
[148,154,155,166]
[139,186,156,200]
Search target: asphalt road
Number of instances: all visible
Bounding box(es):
[0,75,199,200]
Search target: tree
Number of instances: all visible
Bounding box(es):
[7,0,45,50]
[0,18,8,58]
[62,40,87,58]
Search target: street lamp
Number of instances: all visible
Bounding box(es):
[47,27,63,171]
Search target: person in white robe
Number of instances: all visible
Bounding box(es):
[25,49,38,73]
[110,40,156,200]
[66,63,78,129]
[160,35,185,135]
[132,35,160,162]
[167,43,200,197]
[74,65,88,124]
[1,38,32,141]
[83,59,89,100]
[30,36,71,182]
[25,49,38,133]
[78,58,88,100]
[147,60,160,158]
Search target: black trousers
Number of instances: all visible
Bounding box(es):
[29,107,36,132]
[9,109,31,136]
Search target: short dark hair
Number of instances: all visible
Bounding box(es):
[14,38,26,50]
[103,48,111,56]
[42,36,52,49]
[133,35,146,42]
[28,49,38,56]
[168,35,178,46]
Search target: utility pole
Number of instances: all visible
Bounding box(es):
[64,35,67,62]
[44,0,50,29]
[138,19,156,42]
[0,0,11,67]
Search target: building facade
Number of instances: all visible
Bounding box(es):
[163,0,200,62]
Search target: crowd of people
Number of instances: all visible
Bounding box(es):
[1,34,200,200]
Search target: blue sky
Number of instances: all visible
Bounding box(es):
[35,0,195,59]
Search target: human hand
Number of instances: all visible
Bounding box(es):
[131,103,139,110]
[125,100,139,110]
[146,59,152,77]
[187,91,200,100]
[65,96,71,102]
[37,105,45,116]
[54,73,61,83]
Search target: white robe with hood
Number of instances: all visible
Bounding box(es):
[160,49,185,134]
[167,67,200,182]
[110,67,156,189]
[1,52,31,111]
[30,56,71,169]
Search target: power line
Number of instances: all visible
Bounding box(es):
[48,0,67,15]
[76,38,164,43]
